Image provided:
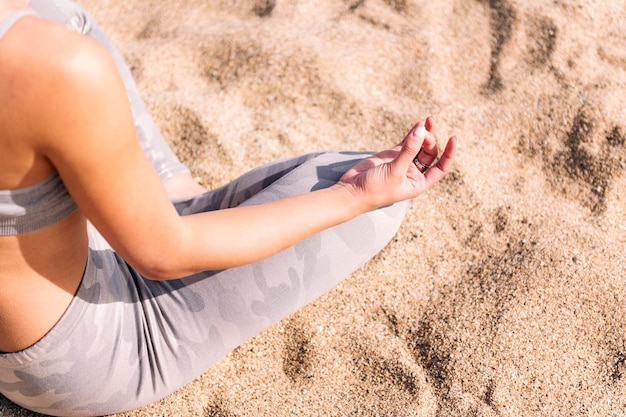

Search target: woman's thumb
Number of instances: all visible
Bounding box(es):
[396,125,426,167]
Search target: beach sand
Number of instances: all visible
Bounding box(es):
[1,0,625,415]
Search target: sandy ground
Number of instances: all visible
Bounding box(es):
[1,0,626,415]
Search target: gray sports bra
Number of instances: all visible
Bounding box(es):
[0,8,78,236]
[0,174,78,236]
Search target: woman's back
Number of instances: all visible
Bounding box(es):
[0,2,88,353]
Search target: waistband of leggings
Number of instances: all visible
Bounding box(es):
[0,251,97,367]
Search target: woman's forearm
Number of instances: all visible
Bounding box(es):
[143,183,364,279]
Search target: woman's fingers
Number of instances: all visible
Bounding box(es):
[424,136,457,185]
[412,116,439,170]
[397,117,455,184]
[425,116,436,134]
[437,136,457,173]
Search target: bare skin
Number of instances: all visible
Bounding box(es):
[0,2,456,353]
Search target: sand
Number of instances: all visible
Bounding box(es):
[1,0,625,416]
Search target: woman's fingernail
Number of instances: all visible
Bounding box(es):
[414,125,427,138]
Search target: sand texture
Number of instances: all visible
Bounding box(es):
[1,0,626,416]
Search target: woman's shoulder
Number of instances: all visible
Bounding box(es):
[0,12,121,142]
[0,12,110,82]
[0,9,125,164]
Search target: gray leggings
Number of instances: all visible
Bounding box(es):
[0,2,408,416]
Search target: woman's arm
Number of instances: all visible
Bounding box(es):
[24,19,455,280]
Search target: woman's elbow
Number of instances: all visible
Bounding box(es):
[130,252,191,280]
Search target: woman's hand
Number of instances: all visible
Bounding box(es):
[337,116,457,211]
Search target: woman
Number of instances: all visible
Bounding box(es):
[0,0,457,415]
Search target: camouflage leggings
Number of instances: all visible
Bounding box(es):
[0,1,407,416]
